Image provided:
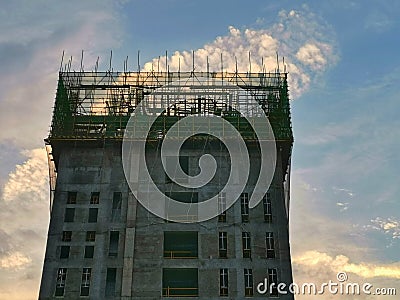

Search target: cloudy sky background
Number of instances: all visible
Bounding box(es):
[0,0,399,299]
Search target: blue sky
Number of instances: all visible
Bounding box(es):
[0,1,399,299]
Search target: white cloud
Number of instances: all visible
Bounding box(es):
[369,217,400,240]
[0,148,52,298]
[2,148,47,203]
[143,8,338,99]
[296,43,330,70]
[0,252,31,270]
[336,202,349,212]
[293,250,400,279]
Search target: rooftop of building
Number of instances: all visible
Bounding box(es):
[48,70,293,143]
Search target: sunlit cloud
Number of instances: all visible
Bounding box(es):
[2,148,47,203]
[0,149,48,299]
[293,250,400,279]
[296,43,329,70]
[0,252,31,270]
[143,8,338,99]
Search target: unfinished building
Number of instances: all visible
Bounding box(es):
[39,67,294,299]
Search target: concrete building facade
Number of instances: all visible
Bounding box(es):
[39,70,294,299]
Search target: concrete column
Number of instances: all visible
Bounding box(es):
[121,192,137,297]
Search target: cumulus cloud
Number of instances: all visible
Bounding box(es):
[293,250,400,279]
[143,8,337,99]
[0,252,31,270]
[2,148,48,203]
[0,148,52,298]
[296,43,329,70]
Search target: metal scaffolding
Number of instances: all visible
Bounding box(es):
[48,71,293,142]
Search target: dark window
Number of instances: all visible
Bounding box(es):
[218,232,227,258]
[162,268,198,297]
[84,246,94,259]
[88,208,98,223]
[60,246,70,259]
[166,191,198,203]
[67,192,77,204]
[90,192,100,204]
[164,231,198,258]
[64,208,75,222]
[218,193,227,222]
[55,268,67,297]
[112,192,122,209]
[165,192,198,222]
[112,192,122,221]
[219,268,228,296]
[244,269,253,297]
[268,268,278,297]
[86,231,96,242]
[241,193,249,222]
[80,268,91,296]
[109,231,119,257]
[242,232,251,258]
[105,268,117,297]
[266,232,275,259]
[263,193,272,223]
[62,231,72,242]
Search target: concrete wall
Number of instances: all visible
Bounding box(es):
[39,142,294,299]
